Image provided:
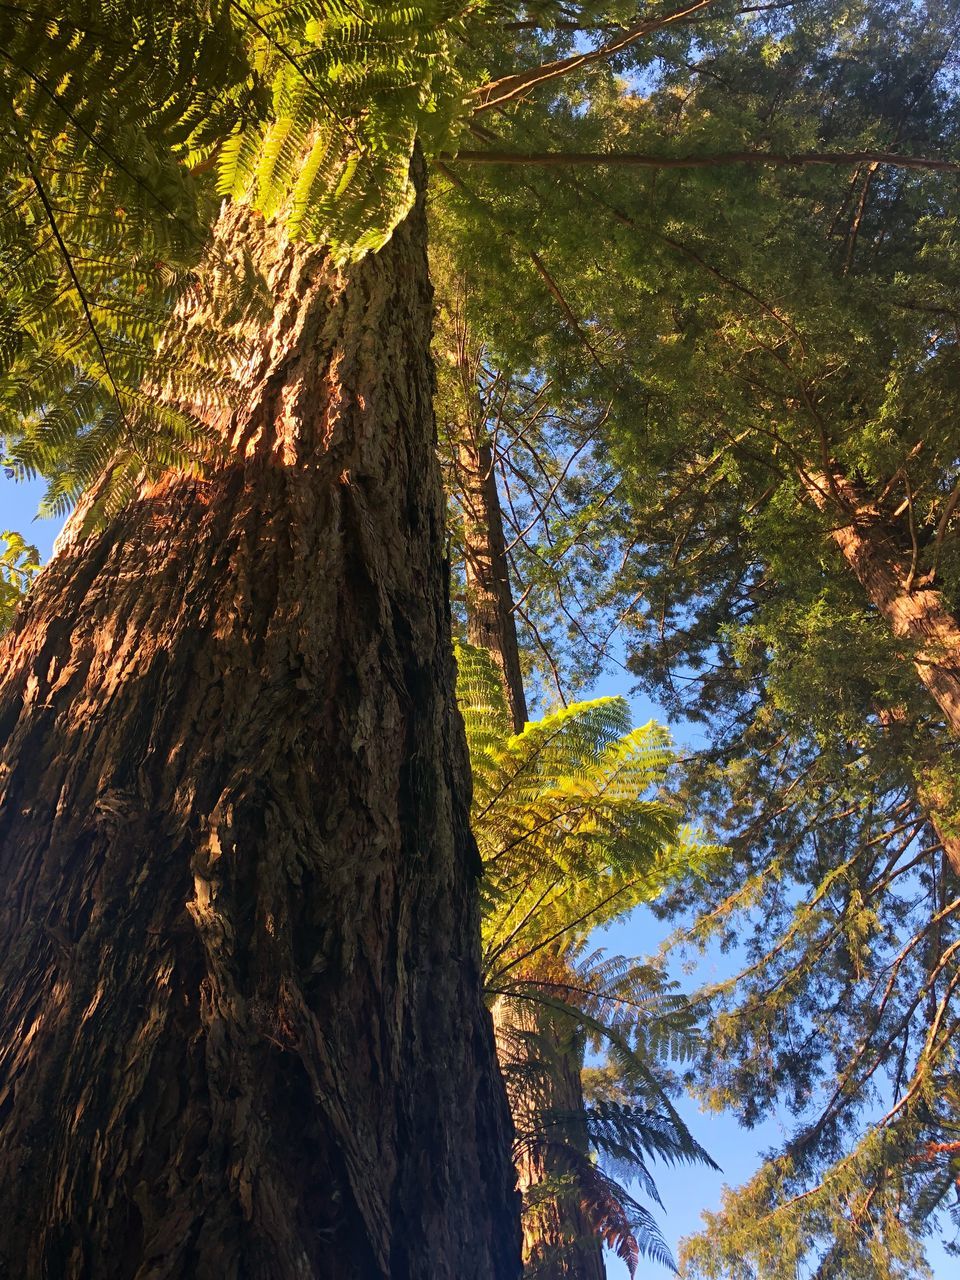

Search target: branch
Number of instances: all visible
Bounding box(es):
[445,148,960,175]
[528,250,604,366]
[502,0,792,31]
[471,0,717,113]
[573,177,805,348]
[929,473,960,582]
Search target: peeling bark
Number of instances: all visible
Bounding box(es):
[0,173,520,1278]
[804,468,960,740]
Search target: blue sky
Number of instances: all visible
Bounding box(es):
[2,474,59,560]
[3,470,956,1277]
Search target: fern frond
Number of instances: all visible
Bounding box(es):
[0,530,41,632]
[0,0,505,518]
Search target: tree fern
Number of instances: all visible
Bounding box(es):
[458,641,718,1273]
[457,644,709,983]
[0,1,257,518]
[1,1,495,523]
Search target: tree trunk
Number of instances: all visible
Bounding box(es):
[915,779,960,877]
[803,468,960,739]
[455,423,604,1279]
[459,435,529,733]
[0,174,520,1279]
[493,1002,605,1280]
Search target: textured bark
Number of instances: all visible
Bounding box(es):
[493,1002,604,1280]
[804,468,960,740]
[459,437,529,733]
[0,174,521,1279]
[453,416,603,1278]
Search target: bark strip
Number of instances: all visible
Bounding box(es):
[459,435,529,734]
[451,384,604,1277]
[493,1001,605,1280]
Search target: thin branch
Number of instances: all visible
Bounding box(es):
[528,251,604,367]
[445,148,960,175]
[472,0,717,113]
[516,602,569,706]
[843,161,880,275]
[13,116,132,443]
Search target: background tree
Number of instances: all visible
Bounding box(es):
[430,0,960,1270]
[433,284,694,1276]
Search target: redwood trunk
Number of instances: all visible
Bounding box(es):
[804,468,960,739]
[456,433,604,1279]
[875,707,960,876]
[0,182,520,1278]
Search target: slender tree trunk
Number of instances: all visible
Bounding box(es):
[459,434,529,733]
[0,173,520,1279]
[455,421,604,1280]
[803,467,960,738]
[493,1002,605,1280]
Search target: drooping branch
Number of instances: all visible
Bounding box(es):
[445,148,960,175]
[472,0,717,113]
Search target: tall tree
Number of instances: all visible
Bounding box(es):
[0,5,526,1275]
[0,161,526,1280]
[436,300,605,1278]
[457,643,715,1277]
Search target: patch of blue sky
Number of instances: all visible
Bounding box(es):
[1,472,60,559]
